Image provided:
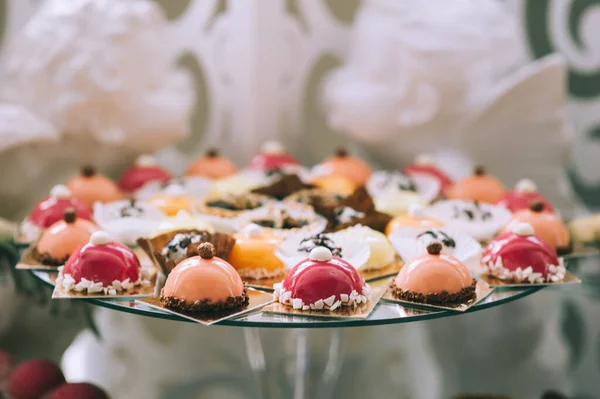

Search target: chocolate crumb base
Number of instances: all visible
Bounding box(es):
[31,247,70,267]
[390,279,477,305]
[160,287,249,314]
[556,242,572,256]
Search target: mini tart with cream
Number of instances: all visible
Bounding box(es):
[32,209,98,266]
[198,193,271,218]
[248,141,300,172]
[313,148,372,187]
[372,188,425,217]
[21,185,93,243]
[385,204,443,235]
[284,188,345,209]
[67,165,121,207]
[160,242,249,313]
[148,184,197,216]
[228,225,286,280]
[118,155,172,194]
[482,222,566,283]
[497,179,554,213]
[392,242,476,305]
[447,166,505,204]
[273,247,371,311]
[503,202,571,255]
[236,204,327,238]
[57,231,147,295]
[93,199,167,246]
[154,211,214,236]
[402,153,453,196]
[185,148,238,179]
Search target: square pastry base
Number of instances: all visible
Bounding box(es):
[137,288,274,326]
[16,245,61,271]
[261,278,390,320]
[381,280,493,312]
[479,271,581,288]
[52,275,157,300]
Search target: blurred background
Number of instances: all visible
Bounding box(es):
[0,1,599,398]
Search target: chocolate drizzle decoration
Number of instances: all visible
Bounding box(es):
[452,201,492,221]
[390,279,477,305]
[160,287,249,314]
[298,234,343,257]
[251,174,314,200]
[417,230,456,249]
[206,194,263,211]
[251,209,309,230]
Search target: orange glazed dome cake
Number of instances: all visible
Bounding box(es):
[447,165,505,204]
[185,148,238,179]
[313,148,372,187]
[33,209,98,266]
[67,165,121,207]
[160,242,248,313]
[392,242,476,305]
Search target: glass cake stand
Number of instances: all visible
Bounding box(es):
[29,253,596,399]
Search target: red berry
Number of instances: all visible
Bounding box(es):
[6,359,65,399]
[0,350,15,386]
[43,382,110,399]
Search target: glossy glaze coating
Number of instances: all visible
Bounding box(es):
[503,205,569,250]
[446,166,505,204]
[118,157,171,193]
[28,187,92,228]
[63,238,140,285]
[394,248,472,295]
[229,229,285,275]
[37,213,98,260]
[282,256,365,305]
[67,166,121,207]
[162,255,244,302]
[497,180,554,213]
[483,230,560,277]
[316,148,372,187]
[185,149,238,179]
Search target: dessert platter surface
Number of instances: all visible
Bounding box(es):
[18,142,592,328]
[30,267,547,328]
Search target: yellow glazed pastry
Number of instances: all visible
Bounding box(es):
[334,225,395,270]
[385,204,444,235]
[373,189,425,217]
[154,211,215,236]
[228,225,286,280]
[148,185,197,216]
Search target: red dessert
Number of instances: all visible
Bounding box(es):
[6,359,65,399]
[27,185,92,229]
[248,141,300,171]
[402,153,453,195]
[58,231,142,294]
[185,148,238,179]
[482,222,565,283]
[496,178,554,213]
[273,246,370,310]
[118,154,171,194]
